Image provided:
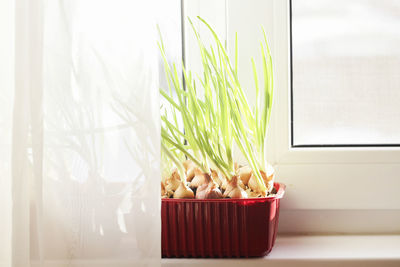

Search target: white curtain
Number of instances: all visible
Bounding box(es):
[1,0,163,266]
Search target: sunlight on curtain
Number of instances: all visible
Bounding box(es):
[1,0,164,266]
[41,0,161,265]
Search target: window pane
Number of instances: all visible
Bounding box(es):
[292,0,400,145]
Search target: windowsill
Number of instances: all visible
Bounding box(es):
[162,235,400,267]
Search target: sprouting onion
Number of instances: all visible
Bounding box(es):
[159,16,274,197]
[158,23,237,182]
[195,17,274,194]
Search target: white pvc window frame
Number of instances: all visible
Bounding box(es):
[274,0,400,164]
[183,0,400,234]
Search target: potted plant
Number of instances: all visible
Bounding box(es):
[159,17,285,258]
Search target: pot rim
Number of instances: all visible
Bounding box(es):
[162,182,286,202]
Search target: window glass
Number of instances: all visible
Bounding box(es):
[292,0,400,146]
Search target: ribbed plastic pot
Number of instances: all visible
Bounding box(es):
[162,182,285,258]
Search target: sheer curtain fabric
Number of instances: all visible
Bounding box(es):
[0,0,162,266]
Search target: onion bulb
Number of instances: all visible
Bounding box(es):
[165,168,181,192]
[246,164,275,195]
[245,188,262,198]
[173,181,195,199]
[248,173,267,196]
[237,165,252,185]
[161,182,167,198]
[190,168,211,188]
[262,164,275,192]
[221,176,228,191]
[210,169,223,187]
[223,176,248,199]
[237,177,246,190]
[183,160,194,171]
[196,179,223,199]
[183,160,198,182]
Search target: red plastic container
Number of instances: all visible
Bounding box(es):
[162,182,285,258]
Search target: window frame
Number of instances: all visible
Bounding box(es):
[273,0,400,163]
[183,0,400,233]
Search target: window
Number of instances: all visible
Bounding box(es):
[291,0,400,146]
[183,0,400,234]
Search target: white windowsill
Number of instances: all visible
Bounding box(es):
[162,235,400,267]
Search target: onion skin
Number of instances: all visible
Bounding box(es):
[245,188,261,198]
[223,176,248,199]
[221,177,228,191]
[174,181,195,199]
[220,174,246,190]
[225,186,248,199]
[248,166,275,196]
[165,168,181,192]
[210,169,223,187]
[237,178,246,190]
[238,165,252,185]
[183,160,198,182]
[262,164,275,192]
[161,182,167,198]
[261,170,274,192]
[190,169,211,188]
[186,168,197,182]
[196,182,223,199]
[248,174,267,196]
[163,165,275,199]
